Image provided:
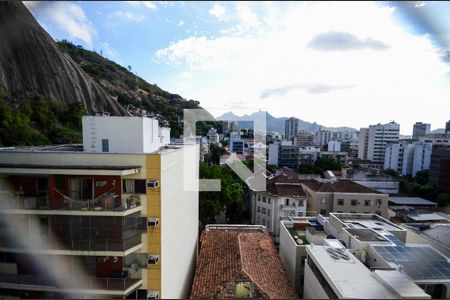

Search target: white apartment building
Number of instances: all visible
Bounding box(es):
[384,141,415,175]
[314,127,333,146]
[250,168,307,243]
[327,141,341,152]
[384,141,433,177]
[358,122,400,162]
[82,116,170,154]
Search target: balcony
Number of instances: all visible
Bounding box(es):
[0,273,143,295]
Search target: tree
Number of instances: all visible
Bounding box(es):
[437,193,450,207]
[413,170,429,185]
[382,168,400,179]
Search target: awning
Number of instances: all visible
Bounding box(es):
[0,164,141,176]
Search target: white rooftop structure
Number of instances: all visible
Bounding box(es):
[304,245,430,299]
[408,213,449,222]
[82,116,170,153]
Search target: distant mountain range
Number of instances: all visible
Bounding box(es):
[216,111,358,134]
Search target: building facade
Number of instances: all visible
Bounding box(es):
[293,130,314,146]
[251,168,307,243]
[285,117,299,142]
[429,146,450,193]
[412,122,431,140]
[300,179,389,218]
[0,117,199,299]
[358,122,400,162]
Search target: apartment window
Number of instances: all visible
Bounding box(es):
[376,199,383,206]
[257,195,261,202]
[351,199,358,206]
[257,206,260,213]
[102,139,109,152]
[307,256,338,299]
[55,175,65,190]
[268,198,271,205]
[261,208,266,214]
[267,209,271,217]
[267,221,271,228]
[123,179,146,194]
[364,200,371,207]
[263,197,266,203]
[337,199,344,206]
[321,198,327,204]
[70,178,93,201]
[320,209,327,215]
[285,199,289,206]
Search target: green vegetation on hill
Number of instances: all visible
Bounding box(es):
[0,89,85,146]
[57,40,201,137]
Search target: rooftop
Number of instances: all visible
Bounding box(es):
[264,167,306,197]
[190,225,298,299]
[388,197,438,207]
[306,245,413,299]
[408,213,448,222]
[301,178,382,194]
[331,213,404,232]
[422,225,450,248]
[371,245,450,282]
[346,228,389,242]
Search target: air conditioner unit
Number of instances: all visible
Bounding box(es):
[147,291,159,299]
[147,255,160,265]
[146,180,159,188]
[148,218,159,228]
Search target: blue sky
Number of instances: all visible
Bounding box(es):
[24,1,450,134]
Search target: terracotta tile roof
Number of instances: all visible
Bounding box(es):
[300,179,382,194]
[190,228,298,299]
[264,167,306,197]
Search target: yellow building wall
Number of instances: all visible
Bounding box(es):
[146,155,161,295]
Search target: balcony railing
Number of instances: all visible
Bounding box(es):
[0,273,142,291]
[0,235,143,252]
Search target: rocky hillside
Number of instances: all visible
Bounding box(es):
[57,40,201,137]
[0,1,127,116]
[0,1,201,146]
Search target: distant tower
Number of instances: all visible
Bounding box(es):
[445,120,450,134]
[412,122,430,140]
[285,117,299,141]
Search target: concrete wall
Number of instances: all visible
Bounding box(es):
[160,146,198,298]
[279,222,306,296]
[303,261,328,299]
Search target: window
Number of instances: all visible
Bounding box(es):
[257,206,260,213]
[286,199,289,206]
[267,209,271,217]
[70,178,93,201]
[263,197,266,203]
[123,179,146,194]
[320,209,327,215]
[268,198,271,205]
[261,208,266,214]
[337,199,344,206]
[351,199,358,206]
[376,199,383,206]
[364,200,371,206]
[102,139,109,152]
[321,198,327,204]
[235,281,253,298]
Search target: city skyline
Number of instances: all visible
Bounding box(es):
[24,1,450,135]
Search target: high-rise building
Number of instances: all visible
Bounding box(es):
[412,122,431,140]
[429,146,450,193]
[412,142,433,177]
[314,127,333,146]
[285,117,299,141]
[358,122,400,162]
[0,116,199,299]
[446,120,450,134]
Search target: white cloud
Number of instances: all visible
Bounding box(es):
[110,11,146,22]
[125,1,157,10]
[155,2,450,134]
[209,4,228,21]
[24,1,96,46]
[177,20,185,27]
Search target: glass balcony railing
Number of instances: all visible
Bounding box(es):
[0,273,142,292]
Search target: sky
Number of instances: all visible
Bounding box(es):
[23,1,450,135]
